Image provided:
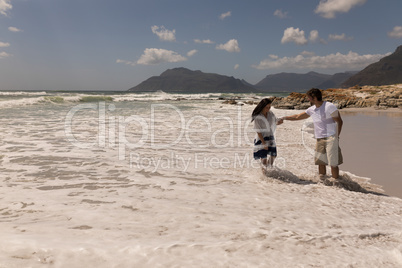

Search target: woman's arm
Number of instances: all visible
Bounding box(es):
[257,132,268,149]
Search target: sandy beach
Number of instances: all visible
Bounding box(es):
[0,92,401,267]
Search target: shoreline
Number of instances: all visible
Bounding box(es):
[340,107,402,117]
[272,84,402,110]
[341,107,402,114]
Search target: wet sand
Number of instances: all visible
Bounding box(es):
[340,108,402,198]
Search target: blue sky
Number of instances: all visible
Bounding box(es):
[0,0,401,91]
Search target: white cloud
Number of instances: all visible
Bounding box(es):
[0,51,11,58]
[0,41,10,47]
[388,26,402,38]
[137,48,187,65]
[315,0,367,19]
[0,0,12,16]
[216,39,240,53]
[194,39,214,44]
[281,27,308,45]
[151,25,176,42]
[252,51,390,71]
[309,30,328,44]
[309,30,319,42]
[8,26,22,32]
[329,33,353,41]
[219,11,231,20]
[116,59,136,66]
[301,51,316,57]
[234,64,239,70]
[274,9,288,19]
[187,49,198,57]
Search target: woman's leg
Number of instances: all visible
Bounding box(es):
[268,156,276,166]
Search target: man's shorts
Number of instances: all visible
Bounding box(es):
[315,136,343,167]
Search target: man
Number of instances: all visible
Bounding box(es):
[283,88,343,179]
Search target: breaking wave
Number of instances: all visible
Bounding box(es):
[0,90,276,109]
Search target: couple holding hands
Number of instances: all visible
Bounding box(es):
[252,88,343,180]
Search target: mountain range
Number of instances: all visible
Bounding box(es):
[128,68,356,93]
[128,45,402,93]
[342,45,402,87]
[254,71,357,92]
[128,68,258,93]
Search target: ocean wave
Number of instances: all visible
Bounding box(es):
[0,91,47,96]
[0,96,47,109]
[79,96,114,102]
[0,91,273,109]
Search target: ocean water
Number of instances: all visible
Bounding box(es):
[340,110,402,198]
[0,91,401,267]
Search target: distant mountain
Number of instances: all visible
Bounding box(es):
[316,71,359,89]
[255,71,356,92]
[128,67,258,93]
[342,45,402,87]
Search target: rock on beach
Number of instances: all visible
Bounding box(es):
[222,84,402,110]
[272,85,402,110]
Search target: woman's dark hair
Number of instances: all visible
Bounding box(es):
[251,98,272,122]
[306,88,322,101]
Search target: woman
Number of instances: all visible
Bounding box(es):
[251,98,283,169]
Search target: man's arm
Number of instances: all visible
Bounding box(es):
[283,112,310,121]
[331,111,343,137]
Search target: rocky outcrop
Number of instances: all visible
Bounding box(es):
[221,84,402,110]
[271,85,402,110]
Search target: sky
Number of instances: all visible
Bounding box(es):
[0,0,402,91]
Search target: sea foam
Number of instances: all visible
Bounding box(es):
[0,93,401,267]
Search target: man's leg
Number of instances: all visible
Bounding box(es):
[327,136,342,179]
[319,165,326,177]
[331,166,339,179]
[315,139,328,178]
